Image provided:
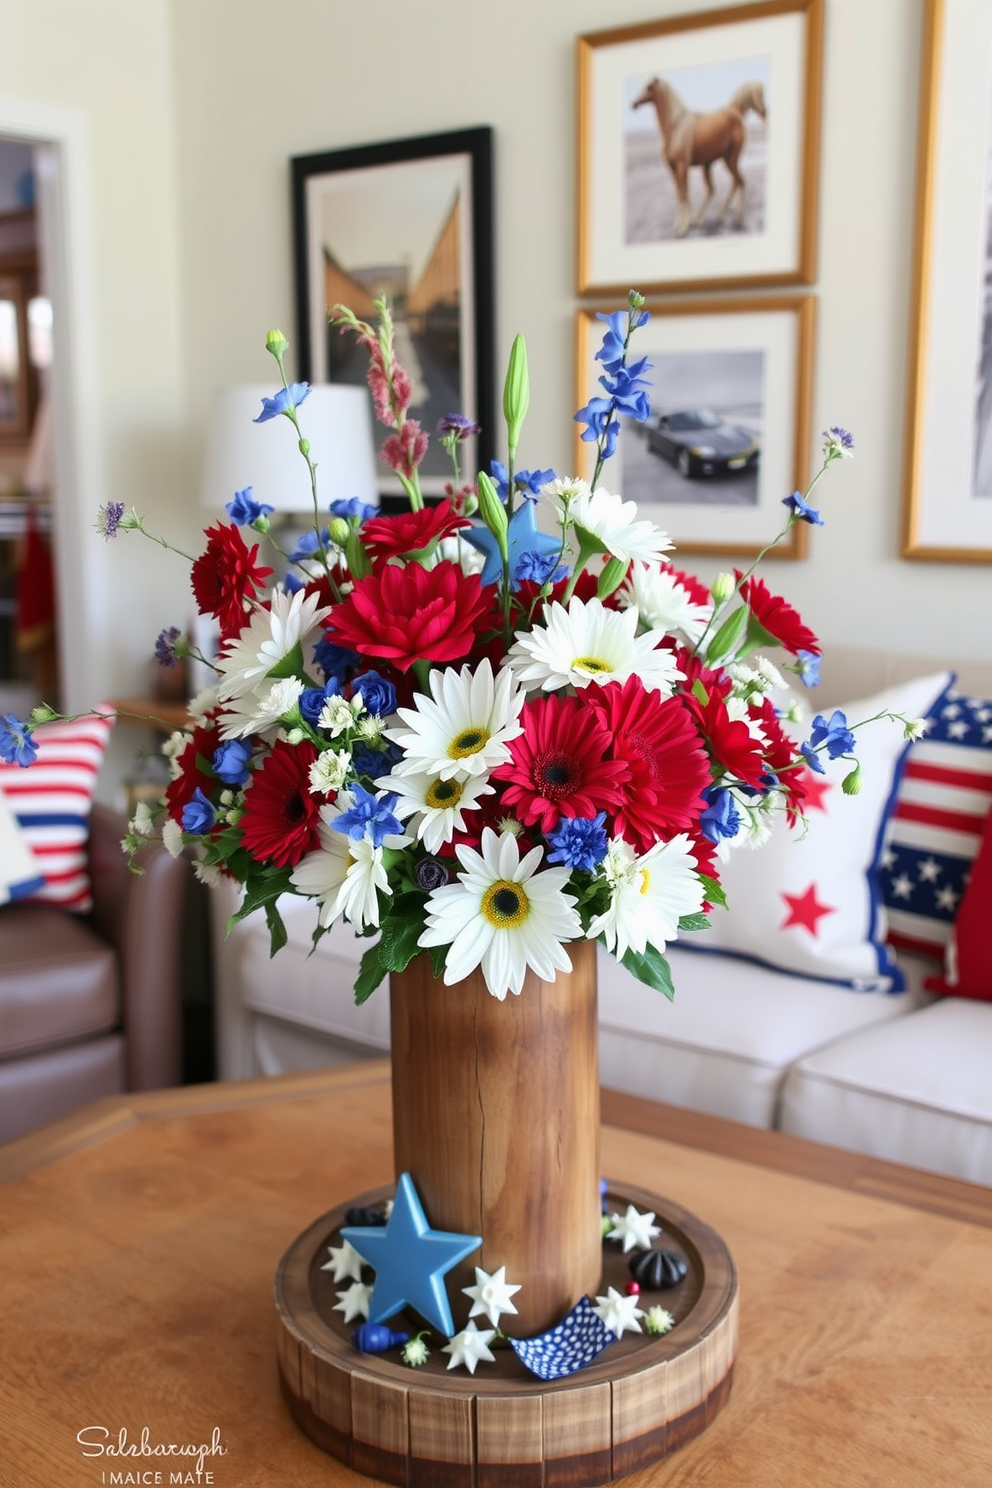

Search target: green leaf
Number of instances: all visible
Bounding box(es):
[699,873,728,909]
[597,555,628,599]
[705,605,749,666]
[226,866,295,934]
[618,942,675,1000]
[428,943,447,979]
[691,678,710,707]
[264,900,288,957]
[345,531,372,579]
[266,638,304,680]
[378,894,427,975]
[677,912,711,933]
[354,941,387,1005]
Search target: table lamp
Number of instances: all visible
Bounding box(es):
[200,383,379,515]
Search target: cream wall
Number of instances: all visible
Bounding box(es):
[0,0,194,720]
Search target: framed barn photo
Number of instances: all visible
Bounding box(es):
[574,296,815,558]
[576,0,823,296]
[291,127,495,504]
[902,0,992,562]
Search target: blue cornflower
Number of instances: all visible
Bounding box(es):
[574,398,621,458]
[782,490,823,525]
[463,499,563,589]
[253,382,310,422]
[699,787,742,844]
[282,571,304,594]
[0,714,38,767]
[822,426,855,458]
[226,486,274,526]
[95,501,125,540]
[212,738,252,788]
[154,626,183,667]
[329,497,378,522]
[599,362,652,421]
[546,813,608,871]
[515,550,568,586]
[796,650,821,687]
[437,413,481,439]
[289,528,330,563]
[181,787,215,835]
[801,710,856,773]
[314,639,359,686]
[331,785,404,847]
[352,670,397,718]
[594,307,649,372]
[488,461,558,501]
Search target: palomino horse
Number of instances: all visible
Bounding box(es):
[632,76,746,237]
[729,79,766,120]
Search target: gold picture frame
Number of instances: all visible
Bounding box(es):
[576,0,823,297]
[574,295,815,559]
[901,0,992,562]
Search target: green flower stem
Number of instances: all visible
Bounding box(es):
[133,521,196,565]
[411,658,433,695]
[561,532,602,604]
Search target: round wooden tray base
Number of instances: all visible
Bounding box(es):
[275,1180,738,1487]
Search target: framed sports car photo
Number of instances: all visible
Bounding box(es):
[574,295,815,558]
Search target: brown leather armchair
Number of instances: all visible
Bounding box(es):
[0,804,188,1144]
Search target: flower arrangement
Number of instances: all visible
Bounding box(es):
[3,292,915,1005]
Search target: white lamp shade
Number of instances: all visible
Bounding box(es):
[201,383,379,513]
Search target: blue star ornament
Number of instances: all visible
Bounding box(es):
[463,500,562,590]
[340,1173,481,1338]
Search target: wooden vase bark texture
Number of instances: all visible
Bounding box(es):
[389,940,601,1338]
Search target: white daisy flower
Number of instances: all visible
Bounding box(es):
[215,588,330,702]
[569,486,673,565]
[290,799,399,931]
[419,828,582,1000]
[379,768,494,855]
[541,475,591,526]
[587,834,704,963]
[218,675,304,741]
[505,596,683,695]
[619,562,712,647]
[386,658,526,782]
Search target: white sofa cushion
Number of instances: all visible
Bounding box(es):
[779,997,992,1184]
[597,944,923,1129]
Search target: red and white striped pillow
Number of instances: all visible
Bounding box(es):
[0,707,115,913]
[881,688,992,959]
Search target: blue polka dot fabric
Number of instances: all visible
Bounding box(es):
[509,1296,615,1380]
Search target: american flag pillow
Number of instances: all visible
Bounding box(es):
[0,708,115,913]
[880,688,992,959]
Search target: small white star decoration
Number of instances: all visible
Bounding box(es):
[442,1320,496,1374]
[593,1286,644,1338]
[321,1239,365,1284]
[462,1265,521,1328]
[332,1281,373,1323]
[607,1204,661,1253]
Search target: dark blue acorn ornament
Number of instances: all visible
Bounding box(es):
[345,1205,387,1227]
[628,1247,688,1290]
[352,1323,410,1354]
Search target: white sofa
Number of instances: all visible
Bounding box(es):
[213,646,992,1186]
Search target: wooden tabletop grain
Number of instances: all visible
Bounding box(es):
[1,1062,990,1488]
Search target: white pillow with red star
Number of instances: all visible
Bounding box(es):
[689,673,951,991]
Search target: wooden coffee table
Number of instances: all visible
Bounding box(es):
[1,1061,990,1487]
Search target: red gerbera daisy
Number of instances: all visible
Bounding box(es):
[736,574,820,657]
[239,739,321,868]
[686,690,767,788]
[323,560,497,672]
[492,693,630,834]
[191,523,272,639]
[587,676,711,853]
[164,718,220,825]
[361,498,470,562]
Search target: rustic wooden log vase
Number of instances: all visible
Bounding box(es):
[274,942,739,1485]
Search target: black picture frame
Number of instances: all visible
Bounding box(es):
[291,127,495,508]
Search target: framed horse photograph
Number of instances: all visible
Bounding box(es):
[574,295,815,558]
[902,0,992,563]
[291,127,495,504]
[576,0,823,296]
